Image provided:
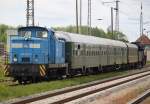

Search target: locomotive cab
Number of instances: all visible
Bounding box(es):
[10,26,49,64]
[6,26,66,83]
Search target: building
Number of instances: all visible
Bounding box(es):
[136,34,150,61]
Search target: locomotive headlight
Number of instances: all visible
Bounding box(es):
[35,55,38,62]
[13,54,17,62]
[13,57,17,62]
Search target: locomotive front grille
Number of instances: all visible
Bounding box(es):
[22,57,30,63]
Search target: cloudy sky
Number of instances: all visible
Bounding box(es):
[0,0,150,42]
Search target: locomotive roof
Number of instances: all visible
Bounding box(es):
[18,26,48,31]
[55,31,127,47]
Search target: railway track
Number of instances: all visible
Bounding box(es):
[128,89,150,104]
[7,68,150,104]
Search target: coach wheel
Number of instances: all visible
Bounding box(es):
[23,80,28,84]
[31,77,38,83]
[115,65,120,71]
[82,67,86,75]
[98,66,103,72]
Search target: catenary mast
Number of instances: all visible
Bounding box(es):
[26,0,35,26]
[140,3,143,36]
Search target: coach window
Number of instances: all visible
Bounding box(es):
[78,45,81,50]
[36,31,48,38]
[87,51,88,56]
[72,50,75,56]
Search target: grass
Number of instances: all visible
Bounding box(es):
[0,70,130,102]
[146,61,150,65]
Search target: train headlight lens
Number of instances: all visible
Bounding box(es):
[13,54,17,62]
[13,57,17,62]
[35,55,38,62]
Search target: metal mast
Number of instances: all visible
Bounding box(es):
[76,0,79,33]
[115,0,119,32]
[140,2,143,36]
[26,0,35,26]
[87,0,92,35]
[111,7,114,39]
[79,0,82,33]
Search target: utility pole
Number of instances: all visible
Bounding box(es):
[140,2,143,36]
[103,0,120,39]
[111,7,114,39]
[87,0,92,35]
[79,0,82,34]
[115,0,119,33]
[26,0,35,26]
[102,0,120,39]
[76,0,79,33]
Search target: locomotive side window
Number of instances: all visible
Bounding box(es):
[19,31,31,37]
[36,31,48,38]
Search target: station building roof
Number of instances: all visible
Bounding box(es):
[136,35,150,45]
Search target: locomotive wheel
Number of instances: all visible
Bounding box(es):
[81,68,86,75]
[18,80,22,84]
[18,80,28,84]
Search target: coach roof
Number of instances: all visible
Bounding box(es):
[126,43,138,49]
[55,31,127,47]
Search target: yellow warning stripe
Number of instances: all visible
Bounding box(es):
[4,65,8,71]
[40,69,45,77]
[41,65,46,71]
[40,71,44,77]
[39,65,46,77]
[4,65,7,70]
[4,65,10,76]
[41,68,46,75]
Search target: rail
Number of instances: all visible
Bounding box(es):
[5,68,150,104]
[128,89,150,104]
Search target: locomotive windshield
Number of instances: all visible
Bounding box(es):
[19,31,31,38]
[36,31,48,38]
[19,31,31,37]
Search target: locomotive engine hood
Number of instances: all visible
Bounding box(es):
[9,36,48,64]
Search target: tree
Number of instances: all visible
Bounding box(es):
[113,31,129,42]
[0,24,15,43]
[107,27,129,42]
[53,25,129,42]
[0,24,9,43]
[53,25,107,38]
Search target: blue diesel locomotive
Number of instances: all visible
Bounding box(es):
[5,26,146,83]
